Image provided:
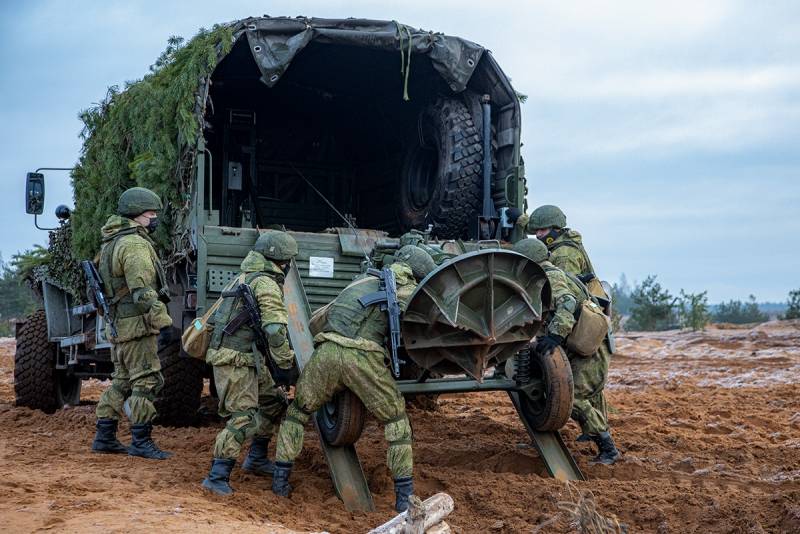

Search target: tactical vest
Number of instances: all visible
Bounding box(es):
[549,238,597,280]
[322,274,387,345]
[98,228,168,320]
[209,272,281,353]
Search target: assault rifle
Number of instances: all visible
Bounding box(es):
[358,267,403,378]
[222,283,276,380]
[80,260,118,338]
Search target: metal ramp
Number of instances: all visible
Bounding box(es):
[508,391,585,481]
[284,260,375,512]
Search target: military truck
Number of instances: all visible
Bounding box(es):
[17,18,570,443]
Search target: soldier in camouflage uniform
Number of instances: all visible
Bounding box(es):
[525,205,609,303]
[272,245,436,512]
[512,238,620,465]
[201,231,300,496]
[91,187,174,460]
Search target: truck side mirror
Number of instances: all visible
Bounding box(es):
[25,172,45,215]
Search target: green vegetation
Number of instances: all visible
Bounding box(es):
[713,295,768,324]
[0,252,41,337]
[677,290,710,331]
[626,275,678,331]
[783,289,800,320]
[70,26,234,266]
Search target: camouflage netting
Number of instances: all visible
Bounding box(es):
[69,25,235,269]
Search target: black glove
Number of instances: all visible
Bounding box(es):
[272,364,300,387]
[157,326,172,349]
[536,333,564,355]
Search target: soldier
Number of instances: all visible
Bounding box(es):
[91,187,174,459]
[201,231,300,495]
[271,246,436,512]
[526,204,609,302]
[512,238,620,465]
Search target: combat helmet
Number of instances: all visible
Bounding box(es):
[512,238,549,263]
[527,204,566,231]
[254,230,298,261]
[394,245,436,280]
[118,187,163,217]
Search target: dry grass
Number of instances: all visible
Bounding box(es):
[533,482,626,534]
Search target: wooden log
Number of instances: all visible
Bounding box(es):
[425,521,452,534]
[367,493,455,534]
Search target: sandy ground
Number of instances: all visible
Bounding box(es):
[1,322,800,533]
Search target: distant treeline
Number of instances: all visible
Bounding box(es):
[0,251,41,337]
[611,274,800,332]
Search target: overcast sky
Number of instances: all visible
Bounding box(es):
[0,1,798,302]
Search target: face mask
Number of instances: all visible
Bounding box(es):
[146,216,159,233]
[537,228,561,246]
[280,262,291,274]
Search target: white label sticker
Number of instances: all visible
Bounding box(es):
[308,256,335,278]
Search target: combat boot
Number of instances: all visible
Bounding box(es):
[128,423,173,460]
[201,458,235,496]
[394,476,414,512]
[91,418,128,454]
[242,437,275,476]
[271,461,293,497]
[591,431,620,465]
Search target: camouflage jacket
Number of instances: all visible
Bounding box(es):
[206,251,295,369]
[540,260,590,339]
[98,215,171,343]
[548,229,596,280]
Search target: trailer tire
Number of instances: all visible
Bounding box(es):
[399,97,483,239]
[521,346,574,431]
[14,309,81,412]
[154,342,204,427]
[317,390,366,446]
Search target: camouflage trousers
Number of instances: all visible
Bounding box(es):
[96,335,162,424]
[212,361,288,460]
[275,340,413,478]
[569,343,611,435]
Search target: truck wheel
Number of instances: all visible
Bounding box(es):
[154,342,204,427]
[520,346,574,431]
[399,97,484,239]
[14,310,81,411]
[317,390,366,446]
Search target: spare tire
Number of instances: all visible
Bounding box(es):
[154,342,204,427]
[316,390,366,446]
[399,97,483,239]
[14,310,81,412]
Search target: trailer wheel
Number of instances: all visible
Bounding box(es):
[520,346,574,431]
[154,342,204,427]
[317,390,366,446]
[399,97,484,239]
[14,310,81,412]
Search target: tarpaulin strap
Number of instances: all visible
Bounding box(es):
[395,21,413,101]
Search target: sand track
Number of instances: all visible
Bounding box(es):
[1,322,799,532]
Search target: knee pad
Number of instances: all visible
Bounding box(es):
[226,408,260,444]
